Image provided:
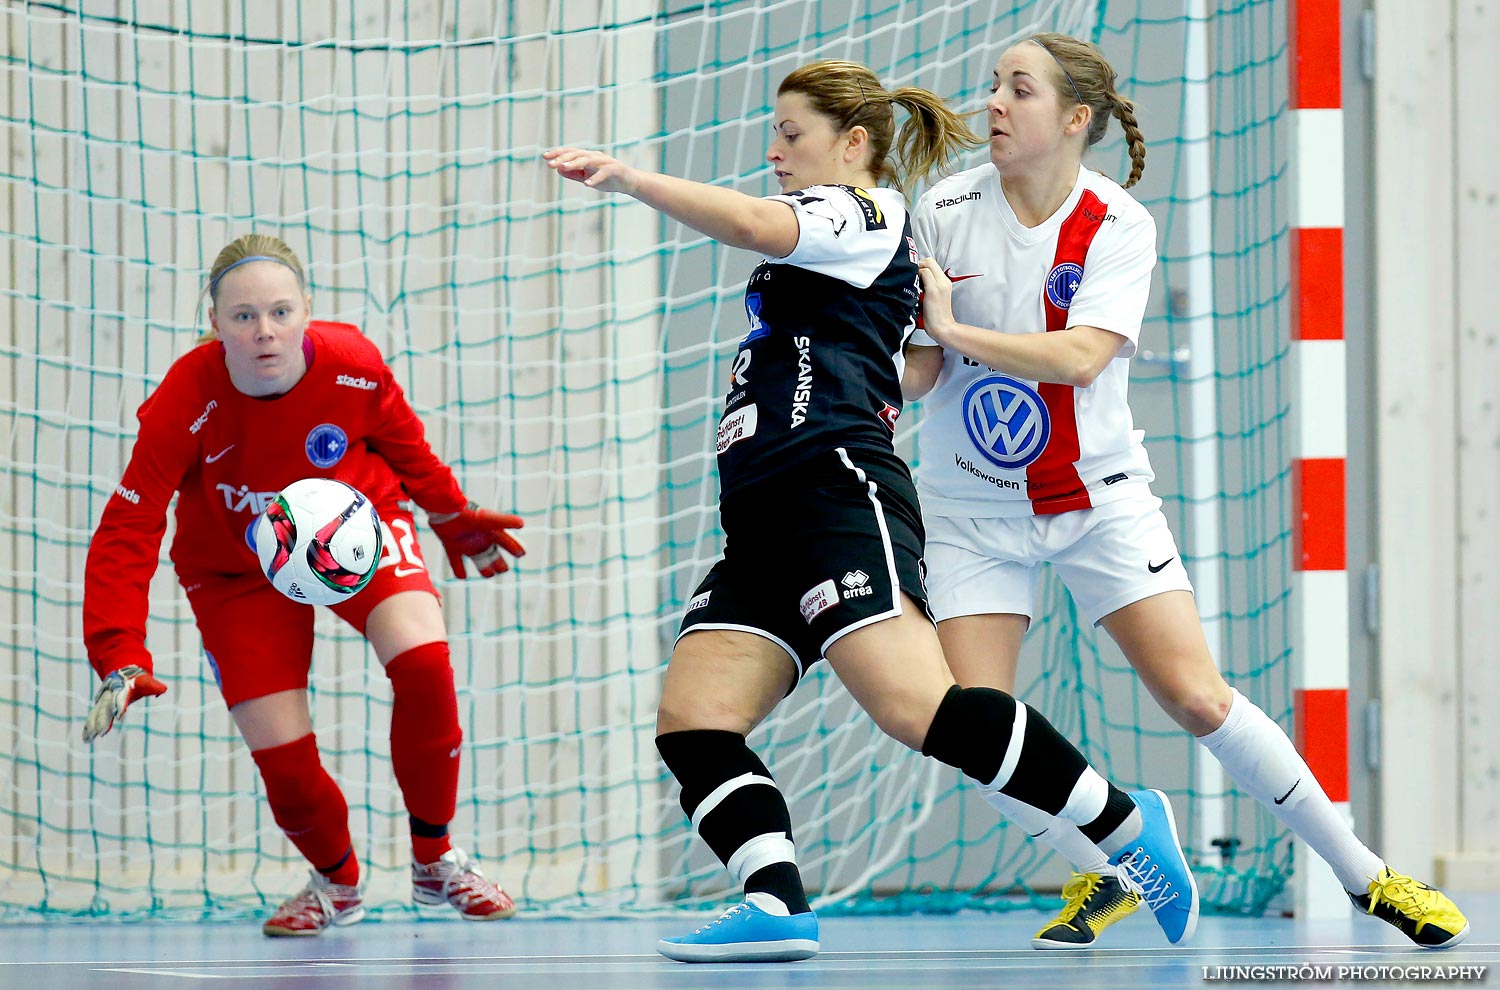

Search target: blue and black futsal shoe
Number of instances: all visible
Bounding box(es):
[1107,788,1200,945]
[657,892,819,963]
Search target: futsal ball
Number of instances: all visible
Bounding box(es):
[252,478,383,606]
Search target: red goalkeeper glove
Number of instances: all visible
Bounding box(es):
[430,502,526,578]
[83,664,168,742]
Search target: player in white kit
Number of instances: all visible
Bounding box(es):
[904,32,1468,951]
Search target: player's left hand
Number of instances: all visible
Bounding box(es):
[916,258,955,340]
[83,664,168,742]
[430,502,526,578]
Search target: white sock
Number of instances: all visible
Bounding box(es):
[744,891,791,916]
[1198,688,1384,893]
[979,788,1110,874]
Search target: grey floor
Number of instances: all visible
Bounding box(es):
[2,895,1496,990]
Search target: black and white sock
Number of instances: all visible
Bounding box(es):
[921,685,1141,856]
[656,728,811,915]
[978,790,1111,874]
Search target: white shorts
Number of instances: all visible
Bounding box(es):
[923,494,1193,627]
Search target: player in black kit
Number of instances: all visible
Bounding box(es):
[545,59,1198,963]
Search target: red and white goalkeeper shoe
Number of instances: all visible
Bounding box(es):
[411,846,517,920]
[262,871,365,936]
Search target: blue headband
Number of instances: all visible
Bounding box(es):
[209,254,303,296]
[1031,38,1084,105]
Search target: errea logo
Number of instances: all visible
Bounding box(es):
[336,374,378,390]
[841,570,873,599]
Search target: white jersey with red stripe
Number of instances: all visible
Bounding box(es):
[911,163,1158,517]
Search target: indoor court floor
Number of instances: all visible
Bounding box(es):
[3,893,1496,990]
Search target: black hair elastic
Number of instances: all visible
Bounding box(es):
[1031,38,1084,105]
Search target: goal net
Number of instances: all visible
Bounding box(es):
[0,0,1294,919]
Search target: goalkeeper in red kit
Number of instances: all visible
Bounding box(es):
[81,233,526,935]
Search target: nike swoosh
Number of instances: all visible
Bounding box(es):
[1274,778,1301,805]
[1147,557,1176,573]
[393,565,425,577]
[943,268,984,283]
[205,445,235,463]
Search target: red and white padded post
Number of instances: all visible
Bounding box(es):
[1289,0,1352,920]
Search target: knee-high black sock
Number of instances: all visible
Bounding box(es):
[920,685,1137,847]
[656,729,811,914]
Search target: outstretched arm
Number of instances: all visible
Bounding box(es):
[544,146,800,258]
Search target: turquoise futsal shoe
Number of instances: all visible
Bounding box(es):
[1107,789,1199,944]
[657,892,819,962]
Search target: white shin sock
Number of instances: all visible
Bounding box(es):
[1197,688,1384,893]
[978,787,1110,875]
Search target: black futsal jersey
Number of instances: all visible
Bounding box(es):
[714,184,921,495]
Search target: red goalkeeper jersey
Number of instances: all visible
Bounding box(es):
[83,321,467,678]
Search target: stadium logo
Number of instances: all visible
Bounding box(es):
[962,375,1050,469]
[189,398,218,434]
[1045,262,1084,309]
[336,374,378,390]
[305,423,348,468]
[934,191,981,209]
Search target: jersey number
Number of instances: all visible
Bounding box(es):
[378,517,427,577]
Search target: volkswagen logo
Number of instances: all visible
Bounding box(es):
[962,375,1051,469]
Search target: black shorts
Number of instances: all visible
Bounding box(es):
[678,445,932,682]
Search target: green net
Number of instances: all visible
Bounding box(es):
[1,0,1293,920]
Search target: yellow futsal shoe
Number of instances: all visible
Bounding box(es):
[1031,870,1143,949]
[1349,867,1470,949]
